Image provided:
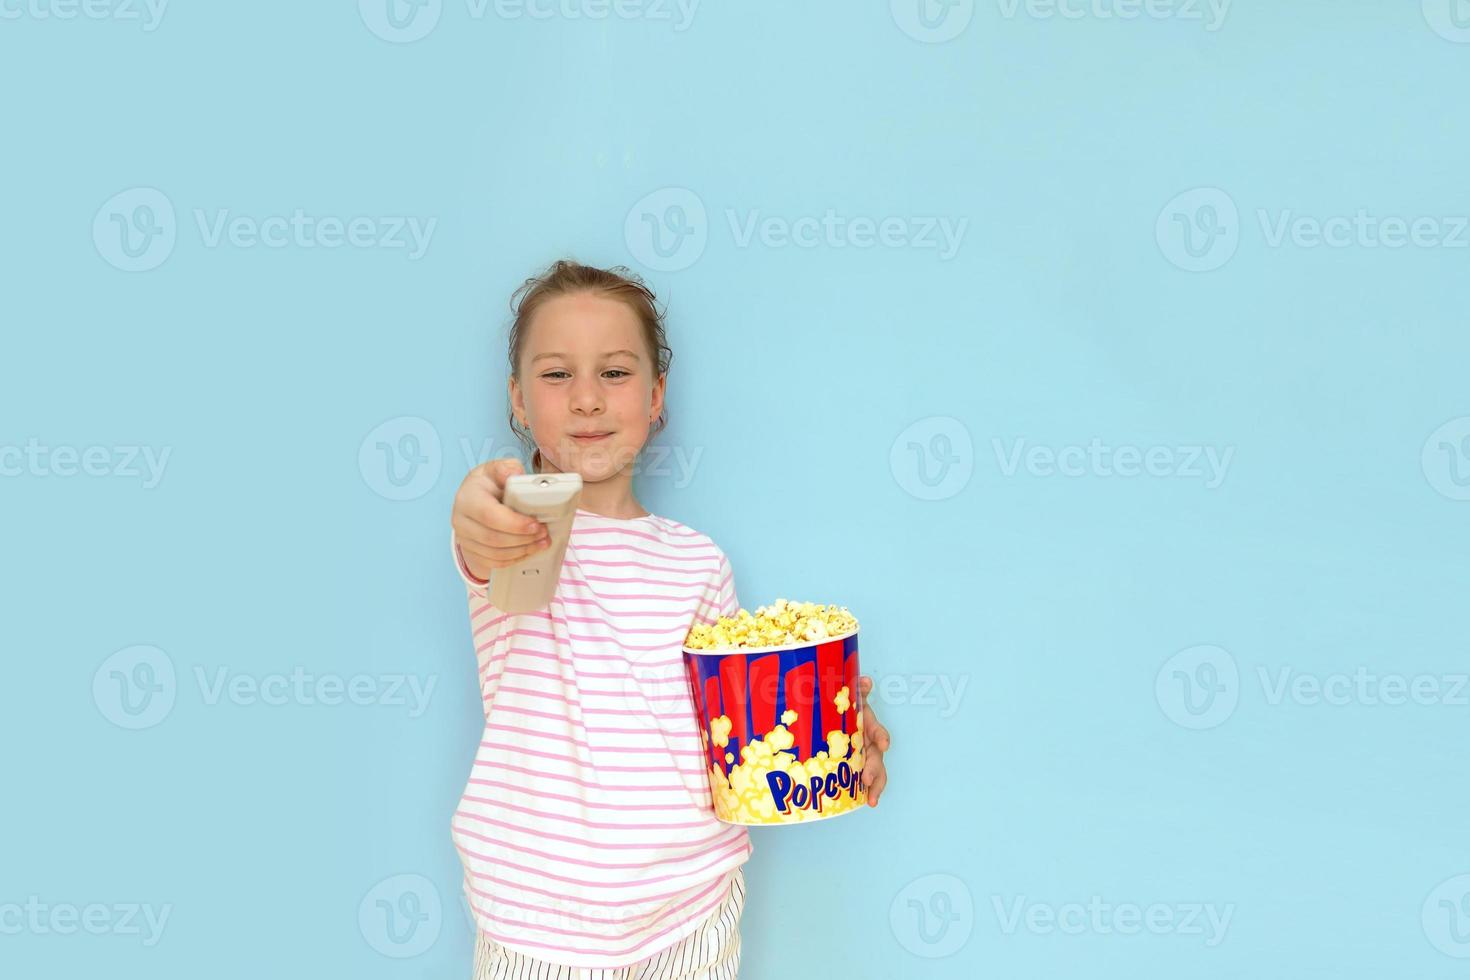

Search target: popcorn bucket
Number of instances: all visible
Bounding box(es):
[683,627,865,825]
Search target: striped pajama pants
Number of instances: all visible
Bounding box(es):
[472,867,745,980]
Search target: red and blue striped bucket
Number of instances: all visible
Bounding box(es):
[683,627,865,825]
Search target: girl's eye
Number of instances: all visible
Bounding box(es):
[540,370,631,380]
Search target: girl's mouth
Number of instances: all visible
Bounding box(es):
[571,432,612,442]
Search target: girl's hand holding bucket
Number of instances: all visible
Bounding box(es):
[856,674,891,806]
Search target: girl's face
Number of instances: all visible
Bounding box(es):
[509,291,665,483]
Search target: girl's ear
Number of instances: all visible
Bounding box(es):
[508,374,526,427]
[650,372,666,424]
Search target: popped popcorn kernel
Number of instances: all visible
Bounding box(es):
[833,685,851,715]
[709,715,732,748]
[684,599,858,651]
[781,708,798,726]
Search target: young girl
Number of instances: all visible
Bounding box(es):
[448,260,891,978]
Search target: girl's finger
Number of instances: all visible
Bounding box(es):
[458,509,545,544]
[459,537,550,568]
[862,704,891,752]
[873,723,891,753]
[864,759,887,806]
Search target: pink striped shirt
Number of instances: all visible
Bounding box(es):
[449,508,753,969]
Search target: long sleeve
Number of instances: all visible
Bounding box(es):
[450,527,490,600]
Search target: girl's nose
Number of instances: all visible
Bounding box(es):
[569,378,604,414]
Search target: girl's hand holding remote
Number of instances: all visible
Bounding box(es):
[451,457,552,581]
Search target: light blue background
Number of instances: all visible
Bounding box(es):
[4,1,1470,977]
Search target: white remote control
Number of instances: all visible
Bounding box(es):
[489,472,583,614]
